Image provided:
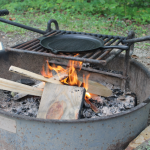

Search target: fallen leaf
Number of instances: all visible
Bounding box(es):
[9,17,16,21]
[131,55,139,59]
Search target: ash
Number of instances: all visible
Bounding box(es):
[81,88,137,119]
[0,80,137,119]
[0,90,40,117]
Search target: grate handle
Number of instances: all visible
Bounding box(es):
[0,9,9,16]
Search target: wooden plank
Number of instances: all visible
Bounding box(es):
[78,77,112,97]
[0,78,42,96]
[13,82,45,100]
[37,83,85,120]
[10,66,112,96]
[9,66,62,85]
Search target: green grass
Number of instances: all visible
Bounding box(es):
[0,11,149,37]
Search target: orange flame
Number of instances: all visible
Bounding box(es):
[41,65,52,78]
[41,60,91,96]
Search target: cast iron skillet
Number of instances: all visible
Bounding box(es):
[39,34,129,54]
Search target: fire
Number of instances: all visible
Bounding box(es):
[41,65,52,78]
[41,60,99,113]
[85,92,91,99]
[41,60,90,93]
[40,60,100,112]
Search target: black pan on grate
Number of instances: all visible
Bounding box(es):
[39,34,129,54]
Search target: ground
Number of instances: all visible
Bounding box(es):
[0,29,150,70]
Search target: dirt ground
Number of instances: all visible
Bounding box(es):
[0,31,150,70]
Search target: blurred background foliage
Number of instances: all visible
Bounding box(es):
[1,0,150,24]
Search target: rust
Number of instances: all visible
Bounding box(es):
[106,136,135,150]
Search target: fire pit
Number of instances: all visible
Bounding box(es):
[0,9,150,150]
[0,52,149,150]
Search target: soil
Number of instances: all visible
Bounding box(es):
[0,30,150,70]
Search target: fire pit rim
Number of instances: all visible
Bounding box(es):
[0,103,146,123]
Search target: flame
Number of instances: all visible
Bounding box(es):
[85,92,91,99]
[41,65,52,78]
[83,74,90,91]
[41,60,99,112]
[41,60,91,97]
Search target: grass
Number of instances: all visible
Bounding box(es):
[0,11,149,37]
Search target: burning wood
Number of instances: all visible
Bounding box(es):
[0,60,136,120]
[37,83,85,119]
[9,64,112,97]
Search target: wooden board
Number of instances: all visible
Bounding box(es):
[78,77,112,97]
[9,66,62,84]
[37,83,85,120]
[13,82,45,100]
[0,78,42,96]
[10,66,112,96]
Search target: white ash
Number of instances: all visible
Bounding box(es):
[81,88,137,119]
[0,81,137,119]
[10,97,40,117]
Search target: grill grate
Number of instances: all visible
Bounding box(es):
[7,30,127,66]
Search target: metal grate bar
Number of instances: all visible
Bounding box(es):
[48,60,127,79]
[104,36,113,44]
[89,37,119,59]
[105,37,118,46]
[96,38,124,60]
[105,49,123,65]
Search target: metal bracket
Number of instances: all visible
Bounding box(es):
[46,19,59,33]
[126,31,135,56]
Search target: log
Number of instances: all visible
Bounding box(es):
[13,82,45,100]
[9,66,112,97]
[0,78,42,96]
[9,66,62,84]
[37,83,86,120]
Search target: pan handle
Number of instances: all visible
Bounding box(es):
[102,45,129,50]
[0,9,9,16]
[123,36,150,43]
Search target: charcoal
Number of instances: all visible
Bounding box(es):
[22,101,26,104]
[12,108,17,113]
[82,109,93,118]
[113,89,123,96]
[83,101,90,108]
[105,96,117,101]
[20,79,35,86]
[5,97,11,102]
[83,63,90,67]
[3,90,11,94]
[118,103,125,111]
